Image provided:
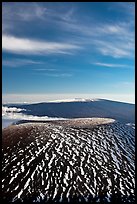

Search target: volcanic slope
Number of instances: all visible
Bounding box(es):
[2,118,135,203]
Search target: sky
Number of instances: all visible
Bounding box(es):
[2,2,135,104]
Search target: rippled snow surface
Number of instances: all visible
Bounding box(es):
[2,120,135,203]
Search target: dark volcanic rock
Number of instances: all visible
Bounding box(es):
[2,119,135,203]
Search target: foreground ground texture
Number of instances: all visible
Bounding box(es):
[2,118,135,203]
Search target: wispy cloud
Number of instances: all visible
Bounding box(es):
[37,73,73,77]
[2,3,134,59]
[2,2,46,24]
[93,62,132,68]
[59,20,134,58]
[2,58,43,67]
[17,3,47,21]
[94,39,134,58]
[2,35,80,55]
[98,23,133,37]
[34,68,56,71]
[2,3,75,34]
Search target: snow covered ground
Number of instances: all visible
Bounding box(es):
[2,118,135,203]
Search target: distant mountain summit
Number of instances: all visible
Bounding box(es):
[4,99,135,123]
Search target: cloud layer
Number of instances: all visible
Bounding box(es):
[2,106,66,121]
[2,106,25,116]
[2,94,135,104]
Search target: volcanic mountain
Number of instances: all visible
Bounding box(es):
[3,99,135,123]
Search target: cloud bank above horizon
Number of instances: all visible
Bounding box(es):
[2,93,135,104]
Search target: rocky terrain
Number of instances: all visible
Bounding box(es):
[2,118,135,203]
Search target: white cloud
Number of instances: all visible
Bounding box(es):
[2,106,25,116]
[34,68,56,71]
[93,62,131,68]
[98,23,133,37]
[60,21,134,58]
[2,35,80,55]
[2,105,66,121]
[104,25,121,33]
[94,39,134,58]
[2,2,46,22]
[40,73,72,77]
[2,59,43,67]
[2,3,134,59]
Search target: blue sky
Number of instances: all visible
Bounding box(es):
[2,2,135,103]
